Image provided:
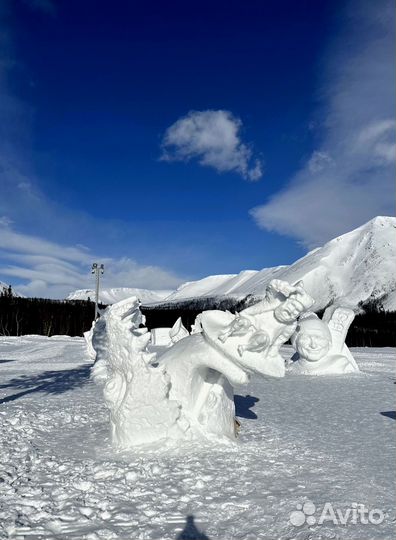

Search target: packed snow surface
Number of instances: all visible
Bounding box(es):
[1,335,395,539]
[67,288,173,305]
[160,216,396,311]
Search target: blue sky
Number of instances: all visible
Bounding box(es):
[0,0,394,298]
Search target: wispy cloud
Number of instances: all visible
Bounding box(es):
[161,110,263,181]
[251,0,395,248]
[0,222,182,298]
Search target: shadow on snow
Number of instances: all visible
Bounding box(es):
[0,365,91,404]
[380,411,396,420]
[176,515,210,540]
[234,394,259,419]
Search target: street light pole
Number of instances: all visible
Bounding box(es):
[91,263,104,320]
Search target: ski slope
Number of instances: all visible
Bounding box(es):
[0,336,395,540]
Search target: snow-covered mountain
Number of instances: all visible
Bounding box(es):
[0,282,9,295]
[67,287,173,305]
[0,282,23,297]
[155,216,396,312]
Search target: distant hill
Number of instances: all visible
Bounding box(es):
[66,287,173,305]
[0,282,23,298]
[149,216,396,313]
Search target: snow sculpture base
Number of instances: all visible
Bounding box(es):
[92,279,314,449]
[289,307,360,375]
[83,321,96,361]
[158,334,238,440]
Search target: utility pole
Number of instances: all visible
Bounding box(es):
[91,263,104,320]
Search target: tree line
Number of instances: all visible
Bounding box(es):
[0,290,105,337]
[345,301,396,347]
[1,287,395,346]
[142,299,396,348]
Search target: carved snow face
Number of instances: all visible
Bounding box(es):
[274,297,305,323]
[295,329,331,362]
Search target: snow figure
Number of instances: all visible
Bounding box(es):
[190,312,203,334]
[148,319,189,351]
[93,280,314,448]
[92,297,188,448]
[158,279,314,439]
[200,279,314,377]
[289,306,360,375]
[169,316,189,344]
[150,327,173,348]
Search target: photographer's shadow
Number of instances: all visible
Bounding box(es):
[176,515,210,540]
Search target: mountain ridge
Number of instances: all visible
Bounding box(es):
[67,287,173,305]
[152,216,396,312]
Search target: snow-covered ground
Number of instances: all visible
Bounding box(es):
[0,336,395,540]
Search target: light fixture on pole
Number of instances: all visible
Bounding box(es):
[91,262,104,320]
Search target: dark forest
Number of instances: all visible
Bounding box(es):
[0,287,395,347]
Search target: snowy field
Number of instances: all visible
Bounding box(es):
[0,336,395,540]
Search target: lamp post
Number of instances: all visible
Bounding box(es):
[91,263,104,320]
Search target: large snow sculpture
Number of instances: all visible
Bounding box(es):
[92,297,188,448]
[158,280,313,440]
[92,280,314,448]
[289,306,360,375]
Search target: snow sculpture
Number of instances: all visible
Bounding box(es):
[149,319,189,350]
[83,321,96,361]
[93,280,314,448]
[289,306,360,375]
[199,279,314,378]
[169,316,189,343]
[190,313,203,334]
[150,327,173,348]
[157,279,314,440]
[92,297,188,448]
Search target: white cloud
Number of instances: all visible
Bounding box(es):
[354,119,396,165]
[251,0,395,248]
[307,151,334,174]
[161,110,263,181]
[0,216,13,227]
[0,223,183,298]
